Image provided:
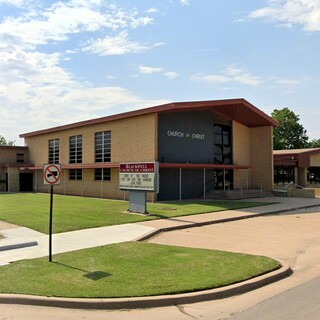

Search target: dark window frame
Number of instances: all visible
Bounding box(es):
[214,124,232,165]
[95,131,111,163]
[69,135,83,164]
[48,139,59,164]
[94,168,111,181]
[69,169,82,181]
[16,153,24,163]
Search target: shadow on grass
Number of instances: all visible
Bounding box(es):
[53,262,112,281]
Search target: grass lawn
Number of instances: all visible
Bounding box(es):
[0,193,272,234]
[0,242,280,298]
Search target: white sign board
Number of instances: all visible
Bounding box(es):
[119,162,158,192]
[43,164,62,185]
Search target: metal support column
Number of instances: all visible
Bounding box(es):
[179,168,182,201]
[203,168,206,199]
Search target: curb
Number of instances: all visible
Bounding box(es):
[0,240,38,252]
[0,263,292,310]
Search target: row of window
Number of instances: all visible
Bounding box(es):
[48,131,111,164]
[69,168,111,181]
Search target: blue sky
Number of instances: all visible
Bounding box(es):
[1,0,320,144]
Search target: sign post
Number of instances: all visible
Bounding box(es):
[119,162,159,214]
[43,164,61,262]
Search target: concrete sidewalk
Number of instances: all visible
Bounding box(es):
[1,196,320,267]
[0,224,155,266]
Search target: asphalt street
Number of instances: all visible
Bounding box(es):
[229,276,320,320]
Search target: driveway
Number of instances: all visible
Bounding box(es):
[147,206,320,276]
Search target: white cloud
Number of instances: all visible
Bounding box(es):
[83,31,156,56]
[139,66,178,79]
[180,0,190,6]
[249,0,320,31]
[274,78,302,85]
[164,71,179,79]
[0,0,30,7]
[146,8,160,14]
[192,65,262,86]
[0,1,155,50]
[0,1,166,143]
[139,65,163,74]
[0,48,168,142]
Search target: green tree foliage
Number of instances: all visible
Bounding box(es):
[0,135,15,146]
[309,138,320,148]
[272,108,309,150]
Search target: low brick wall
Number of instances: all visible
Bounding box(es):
[287,188,316,198]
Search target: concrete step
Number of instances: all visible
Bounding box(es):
[206,190,274,200]
[0,239,38,252]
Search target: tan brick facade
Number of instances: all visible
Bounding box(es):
[233,123,274,191]
[25,113,158,200]
[19,99,277,200]
[250,126,274,190]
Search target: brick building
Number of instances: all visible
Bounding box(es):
[274,148,320,187]
[0,146,33,192]
[13,99,277,200]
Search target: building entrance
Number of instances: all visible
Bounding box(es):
[19,173,33,192]
[213,169,233,190]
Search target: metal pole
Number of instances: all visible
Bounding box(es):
[35,170,37,193]
[179,168,182,201]
[203,168,206,200]
[64,170,66,195]
[7,166,9,192]
[223,168,226,191]
[49,185,53,262]
[101,169,104,199]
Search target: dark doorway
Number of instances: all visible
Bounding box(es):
[213,169,233,190]
[19,173,33,191]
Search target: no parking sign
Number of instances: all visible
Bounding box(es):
[43,164,62,262]
[43,164,61,185]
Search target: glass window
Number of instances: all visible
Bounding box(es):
[48,139,59,164]
[16,153,24,163]
[95,131,111,163]
[213,125,232,164]
[95,168,111,181]
[69,169,82,180]
[69,135,82,164]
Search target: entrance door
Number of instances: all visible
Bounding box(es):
[213,169,233,190]
[19,173,33,191]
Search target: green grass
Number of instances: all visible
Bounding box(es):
[0,193,272,234]
[0,242,280,298]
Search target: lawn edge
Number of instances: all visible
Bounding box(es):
[0,262,292,309]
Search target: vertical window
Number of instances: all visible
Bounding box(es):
[48,139,59,164]
[16,153,24,163]
[95,131,111,163]
[69,135,82,164]
[95,168,111,181]
[214,125,232,164]
[69,169,82,180]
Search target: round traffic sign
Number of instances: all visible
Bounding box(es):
[44,164,61,185]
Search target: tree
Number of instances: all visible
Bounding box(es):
[0,135,15,146]
[309,138,320,148]
[272,108,309,150]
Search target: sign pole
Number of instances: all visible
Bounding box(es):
[49,184,53,262]
[43,164,61,263]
